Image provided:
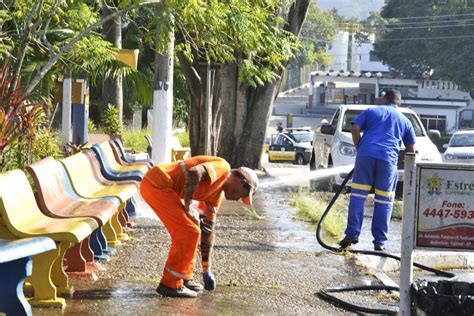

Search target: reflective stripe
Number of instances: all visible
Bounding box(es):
[374,198,393,205]
[199,212,216,222]
[375,189,395,198]
[352,183,372,191]
[165,267,186,279]
[205,202,217,213]
[351,193,368,199]
[179,160,186,173]
[205,163,217,182]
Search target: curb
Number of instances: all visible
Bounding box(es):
[356,251,474,273]
[277,83,309,98]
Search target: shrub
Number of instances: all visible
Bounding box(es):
[32,128,62,161]
[102,104,122,135]
[88,119,97,132]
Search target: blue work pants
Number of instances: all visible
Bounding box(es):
[345,156,398,246]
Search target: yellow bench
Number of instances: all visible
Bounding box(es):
[0,170,98,308]
[60,152,138,244]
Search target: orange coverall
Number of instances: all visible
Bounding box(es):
[140,156,230,289]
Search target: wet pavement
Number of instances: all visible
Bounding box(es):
[31,163,405,315]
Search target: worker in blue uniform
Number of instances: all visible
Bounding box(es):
[339,89,416,251]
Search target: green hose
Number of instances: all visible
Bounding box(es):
[315,168,455,314]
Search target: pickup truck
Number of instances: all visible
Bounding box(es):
[309,104,442,190]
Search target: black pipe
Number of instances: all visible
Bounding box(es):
[316,168,455,314]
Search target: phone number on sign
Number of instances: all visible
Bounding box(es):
[422,208,474,219]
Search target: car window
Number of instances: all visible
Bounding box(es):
[331,109,340,131]
[342,110,362,132]
[292,132,314,143]
[403,113,424,137]
[282,136,293,146]
[449,134,474,147]
[274,135,284,145]
[340,109,424,137]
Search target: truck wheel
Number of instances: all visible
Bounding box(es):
[295,154,305,165]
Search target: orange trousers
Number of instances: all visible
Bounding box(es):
[140,177,201,289]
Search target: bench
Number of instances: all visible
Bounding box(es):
[60,152,139,243]
[0,170,98,308]
[0,237,56,316]
[144,134,190,162]
[92,142,146,182]
[26,157,121,260]
[82,150,138,222]
[113,137,154,167]
[111,139,153,169]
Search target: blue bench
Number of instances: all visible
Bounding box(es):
[0,237,56,316]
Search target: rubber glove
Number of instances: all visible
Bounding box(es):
[203,271,216,291]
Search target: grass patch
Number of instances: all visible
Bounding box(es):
[290,190,403,239]
[173,129,189,147]
[122,127,150,153]
[290,190,349,239]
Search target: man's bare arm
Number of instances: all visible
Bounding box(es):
[184,165,208,223]
[405,143,415,153]
[351,124,362,150]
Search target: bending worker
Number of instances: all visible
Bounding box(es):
[339,89,416,251]
[140,155,258,298]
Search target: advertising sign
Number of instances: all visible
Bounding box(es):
[415,164,474,251]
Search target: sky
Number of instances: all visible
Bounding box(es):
[317,0,385,20]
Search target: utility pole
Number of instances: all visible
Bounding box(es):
[152,3,174,164]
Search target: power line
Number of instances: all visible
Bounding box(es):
[383,23,474,30]
[380,34,474,41]
[386,12,474,20]
[353,18,474,27]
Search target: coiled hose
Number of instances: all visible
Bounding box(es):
[316,168,455,315]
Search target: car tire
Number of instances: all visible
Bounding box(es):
[309,149,316,170]
[295,154,305,165]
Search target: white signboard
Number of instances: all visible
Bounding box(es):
[415,164,474,251]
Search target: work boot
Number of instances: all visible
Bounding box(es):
[338,236,359,249]
[156,283,197,298]
[374,244,385,251]
[183,280,204,292]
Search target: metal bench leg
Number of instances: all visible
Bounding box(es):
[64,241,86,272]
[90,229,109,261]
[81,237,94,262]
[103,219,121,247]
[51,242,74,295]
[0,257,32,316]
[28,246,66,308]
[112,203,129,241]
[125,198,136,215]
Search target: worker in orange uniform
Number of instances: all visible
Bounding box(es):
[140,155,259,298]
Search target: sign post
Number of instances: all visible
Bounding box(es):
[399,153,417,315]
[399,157,474,314]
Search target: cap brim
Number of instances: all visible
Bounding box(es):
[242,194,252,206]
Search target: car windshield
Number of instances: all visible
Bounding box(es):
[289,132,313,143]
[449,134,474,147]
[341,109,425,137]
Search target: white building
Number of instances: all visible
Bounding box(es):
[309,71,473,134]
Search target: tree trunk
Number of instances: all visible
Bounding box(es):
[181,0,310,169]
[102,2,123,124]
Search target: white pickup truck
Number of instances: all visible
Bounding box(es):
[309,104,442,190]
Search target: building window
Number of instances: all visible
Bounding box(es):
[420,114,446,132]
[369,51,380,62]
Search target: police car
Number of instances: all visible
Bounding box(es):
[268,127,314,165]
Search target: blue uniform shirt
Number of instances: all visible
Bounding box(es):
[352,104,416,165]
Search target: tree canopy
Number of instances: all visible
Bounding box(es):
[373,0,474,94]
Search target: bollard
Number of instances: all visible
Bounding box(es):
[287,113,293,128]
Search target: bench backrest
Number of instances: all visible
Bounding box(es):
[60,151,108,198]
[26,157,85,214]
[94,142,122,170]
[0,170,47,236]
